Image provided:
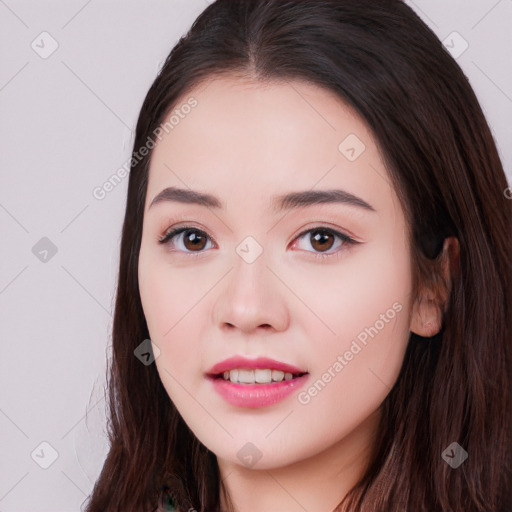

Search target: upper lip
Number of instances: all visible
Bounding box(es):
[207,356,308,376]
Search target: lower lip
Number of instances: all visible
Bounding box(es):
[207,374,310,408]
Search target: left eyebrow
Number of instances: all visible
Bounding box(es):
[148,186,376,213]
[271,189,376,213]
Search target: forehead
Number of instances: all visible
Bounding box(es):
[145,75,399,220]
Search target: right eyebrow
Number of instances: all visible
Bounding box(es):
[149,187,223,210]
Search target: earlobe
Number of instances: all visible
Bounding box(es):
[410,294,443,337]
[410,236,459,337]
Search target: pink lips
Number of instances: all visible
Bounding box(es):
[206,356,309,408]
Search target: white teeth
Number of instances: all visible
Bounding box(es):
[238,369,255,384]
[271,370,284,381]
[255,369,272,383]
[221,368,300,384]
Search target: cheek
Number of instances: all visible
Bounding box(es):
[138,250,169,338]
[341,240,412,334]
[138,248,193,353]
[138,248,210,392]
[293,237,413,410]
[284,234,413,346]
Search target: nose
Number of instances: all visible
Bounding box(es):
[212,252,290,334]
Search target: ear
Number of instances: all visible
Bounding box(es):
[410,236,459,338]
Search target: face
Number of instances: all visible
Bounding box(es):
[138,75,415,470]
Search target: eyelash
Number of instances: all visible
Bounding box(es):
[158,224,359,261]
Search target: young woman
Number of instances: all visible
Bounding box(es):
[83,1,512,511]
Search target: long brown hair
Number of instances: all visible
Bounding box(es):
[83,1,512,510]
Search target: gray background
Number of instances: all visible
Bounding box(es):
[0,1,511,510]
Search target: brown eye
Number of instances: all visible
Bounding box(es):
[292,226,357,259]
[159,224,358,259]
[182,229,208,251]
[309,229,335,252]
[159,227,214,253]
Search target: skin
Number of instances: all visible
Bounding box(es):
[138,75,454,512]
